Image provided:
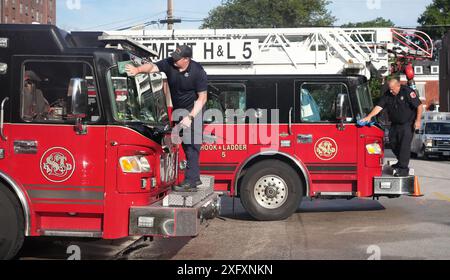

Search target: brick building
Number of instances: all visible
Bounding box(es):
[401,60,440,111]
[0,0,56,24]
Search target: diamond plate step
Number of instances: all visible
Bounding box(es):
[163,176,215,207]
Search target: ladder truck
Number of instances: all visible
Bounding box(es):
[0,24,221,260]
[98,27,433,221]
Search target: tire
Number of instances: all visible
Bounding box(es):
[0,184,25,260]
[418,146,428,160]
[240,160,303,221]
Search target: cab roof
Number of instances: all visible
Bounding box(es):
[0,24,125,57]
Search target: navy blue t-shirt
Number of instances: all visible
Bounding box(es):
[155,58,208,110]
[377,85,421,125]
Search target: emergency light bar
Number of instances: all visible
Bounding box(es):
[422,112,450,122]
[99,35,158,59]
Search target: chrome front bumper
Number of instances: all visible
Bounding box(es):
[374,175,415,196]
[129,176,221,237]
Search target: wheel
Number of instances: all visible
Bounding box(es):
[240,160,303,221]
[0,184,25,260]
[417,146,428,160]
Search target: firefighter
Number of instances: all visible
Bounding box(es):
[22,70,50,121]
[361,76,423,177]
[126,45,208,192]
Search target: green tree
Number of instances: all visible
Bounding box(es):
[418,0,450,40]
[341,17,395,28]
[201,0,335,29]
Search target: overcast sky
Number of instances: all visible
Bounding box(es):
[57,0,434,31]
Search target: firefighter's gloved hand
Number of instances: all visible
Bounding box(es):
[357,120,376,127]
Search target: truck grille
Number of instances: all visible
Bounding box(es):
[160,152,177,183]
[436,140,450,149]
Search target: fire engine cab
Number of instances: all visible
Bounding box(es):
[0,24,220,260]
[103,27,433,221]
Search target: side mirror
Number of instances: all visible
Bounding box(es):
[67,78,88,135]
[336,93,350,120]
[150,73,163,93]
[336,93,350,131]
[0,63,7,75]
[68,78,88,117]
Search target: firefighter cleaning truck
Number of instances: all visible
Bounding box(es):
[0,24,434,259]
[0,24,221,260]
[102,27,433,221]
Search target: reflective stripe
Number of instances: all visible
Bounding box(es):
[27,190,104,200]
[25,184,104,189]
[32,200,103,205]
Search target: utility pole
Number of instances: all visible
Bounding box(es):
[167,0,174,30]
[160,0,180,29]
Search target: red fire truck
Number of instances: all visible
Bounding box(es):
[105,27,433,221]
[0,25,220,260]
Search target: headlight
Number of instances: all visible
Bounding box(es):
[424,139,433,147]
[120,156,151,173]
[366,143,382,155]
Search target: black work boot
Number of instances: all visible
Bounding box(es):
[394,168,410,177]
[172,180,201,192]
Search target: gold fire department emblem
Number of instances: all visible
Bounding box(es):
[314,137,338,161]
[40,147,76,183]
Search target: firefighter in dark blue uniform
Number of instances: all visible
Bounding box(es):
[126,46,208,192]
[362,77,423,177]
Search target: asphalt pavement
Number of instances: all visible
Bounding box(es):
[18,151,450,260]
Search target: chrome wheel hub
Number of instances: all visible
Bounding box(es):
[254,175,288,209]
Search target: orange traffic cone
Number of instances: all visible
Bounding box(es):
[409,176,424,197]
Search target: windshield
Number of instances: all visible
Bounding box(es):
[425,123,450,135]
[107,66,169,125]
[356,83,374,118]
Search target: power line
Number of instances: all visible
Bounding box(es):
[85,11,166,30]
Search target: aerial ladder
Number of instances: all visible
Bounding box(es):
[101,27,434,81]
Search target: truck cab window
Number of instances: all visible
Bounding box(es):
[21,61,100,123]
[106,67,169,125]
[300,82,351,123]
[206,83,246,124]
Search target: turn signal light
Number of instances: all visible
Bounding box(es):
[366,143,382,155]
[120,156,151,173]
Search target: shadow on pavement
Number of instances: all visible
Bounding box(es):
[219,196,386,222]
[18,237,132,260]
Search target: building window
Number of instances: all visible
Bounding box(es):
[431,65,439,75]
[415,82,426,100]
[414,66,424,75]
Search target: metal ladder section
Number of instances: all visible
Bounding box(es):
[103,28,433,78]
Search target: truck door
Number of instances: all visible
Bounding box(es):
[5,58,106,230]
[201,81,248,192]
[292,80,358,196]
